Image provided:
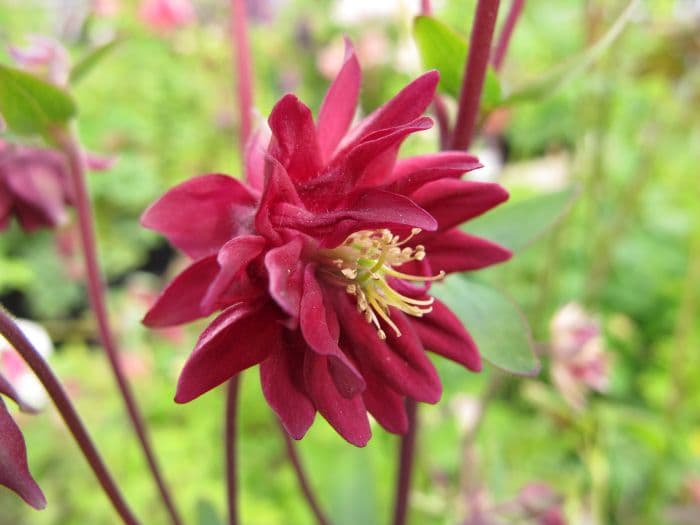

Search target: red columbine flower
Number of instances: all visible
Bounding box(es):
[142,42,511,446]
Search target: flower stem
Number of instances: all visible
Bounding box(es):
[491,0,524,71]
[230,0,254,155]
[392,399,418,525]
[451,0,501,150]
[225,376,241,525]
[0,307,141,525]
[279,425,331,525]
[420,0,432,15]
[53,127,182,525]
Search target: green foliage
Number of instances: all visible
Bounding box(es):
[0,64,76,138]
[433,277,539,375]
[70,39,123,85]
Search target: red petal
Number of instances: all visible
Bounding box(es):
[142,255,219,327]
[244,127,270,192]
[0,398,46,509]
[254,157,304,243]
[264,238,305,320]
[413,298,482,371]
[410,179,509,231]
[386,152,483,194]
[201,235,266,311]
[141,174,257,259]
[303,352,371,447]
[348,117,434,189]
[360,365,408,434]
[175,303,279,403]
[340,70,439,152]
[317,38,361,163]
[260,338,316,440]
[300,266,364,398]
[336,295,442,403]
[268,94,322,184]
[423,229,512,274]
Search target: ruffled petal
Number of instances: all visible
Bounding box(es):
[340,70,439,152]
[386,152,482,195]
[336,295,442,403]
[264,238,305,320]
[142,255,220,327]
[0,398,46,509]
[413,298,482,371]
[423,229,512,274]
[141,174,257,259]
[303,352,371,447]
[317,38,361,163]
[268,94,322,184]
[300,266,364,397]
[260,337,316,440]
[254,157,304,243]
[175,303,279,403]
[409,179,509,231]
[201,235,266,311]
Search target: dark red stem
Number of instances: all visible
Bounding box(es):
[492,0,525,71]
[391,399,418,525]
[54,128,182,525]
[280,427,331,525]
[433,95,451,150]
[231,0,253,154]
[0,307,140,525]
[451,0,502,150]
[225,377,240,525]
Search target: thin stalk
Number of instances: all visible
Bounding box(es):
[391,399,418,525]
[53,127,182,525]
[225,377,241,525]
[420,0,432,15]
[451,0,501,150]
[492,0,524,71]
[280,426,331,525]
[230,0,254,155]
[0,307,141,525]
[433,95,451,150]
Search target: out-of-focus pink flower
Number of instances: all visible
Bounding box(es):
[0,318,52,509]
[139,0,196,33]
[142,40,511,446]
[0,141,73,233]
[0,319,53,412]
[549,302,610,410]
[9,36,70,87]
[92,0,121,17]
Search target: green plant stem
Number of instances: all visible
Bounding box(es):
[53,126,182,525]
[0,307,141,525]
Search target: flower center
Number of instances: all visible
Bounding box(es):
[320,228,444,340]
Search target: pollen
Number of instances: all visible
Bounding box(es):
[321,228,444,339]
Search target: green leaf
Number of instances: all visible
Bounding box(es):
[432,277,539,375]
[195,500,223,525]
[502,0,640,105]
[466,185,579,252]
[0,64,76,137]
[70,39,122,84]
[413,15,501,108]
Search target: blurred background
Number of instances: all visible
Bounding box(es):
[0,0,699,524]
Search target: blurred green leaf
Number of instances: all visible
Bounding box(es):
[432,277,539,375]
[503,0,640,105]
[195,499,223,525]
[413,15,501,110]
[0,64,76,137]
[70,40,122,85]
[466,186,578,252]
